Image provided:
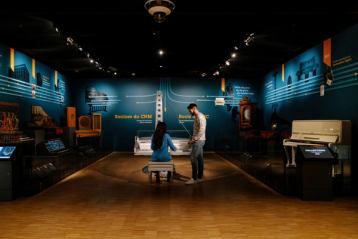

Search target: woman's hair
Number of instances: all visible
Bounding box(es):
[152,121,167,150]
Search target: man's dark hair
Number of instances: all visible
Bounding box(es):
[187,103,197,110]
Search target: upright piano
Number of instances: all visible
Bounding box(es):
[283,120,351,195]
[283,120,351,167]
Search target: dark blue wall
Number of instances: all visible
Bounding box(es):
[0,43,69,126]
[260,24,358,192]
[71,77,258,151]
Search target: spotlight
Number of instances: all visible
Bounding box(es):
[89,59,94,63]
[131,72,136,76]
[55,27,59,32]
[66,37,74,45]
[231,53,237,58]
[114,72,117,76]
[244,33,255,46]
[158,49,164,56]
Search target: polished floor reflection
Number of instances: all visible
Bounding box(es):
[0,152,357,238]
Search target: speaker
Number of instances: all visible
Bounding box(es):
[78,115,91,130]
[66,107,76,128]
[323,63,334,86]
[62,127,75,147]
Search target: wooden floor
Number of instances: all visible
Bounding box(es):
[1,152,358,238]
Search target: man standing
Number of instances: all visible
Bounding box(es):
[185,103,206,185]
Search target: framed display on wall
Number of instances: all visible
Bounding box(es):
[239,96,256,130]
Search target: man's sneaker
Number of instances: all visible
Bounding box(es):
[197,178,204,183]
[185,178,197,185]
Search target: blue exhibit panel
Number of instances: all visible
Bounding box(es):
[71,77,258,150]
[263,46,323,105]
[260,23,358,147]
[0,42,69,123]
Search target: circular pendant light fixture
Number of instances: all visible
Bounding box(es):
[144,0,175,23]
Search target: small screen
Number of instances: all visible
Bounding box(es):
[45,139,66,152]
[299,145,334,159]
[0,146,16,159]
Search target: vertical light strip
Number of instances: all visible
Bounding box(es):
[32,59,36,79]
[323,38,332,67]
[54,70,58,87]
[281,64,285,82]
[10,48,15,71]
[221,77,225,92]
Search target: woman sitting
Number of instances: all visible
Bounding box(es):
[151,121,177,183]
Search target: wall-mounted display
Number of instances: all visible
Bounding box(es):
[44,139,66,153]
[239,96,256,130]
[0,146,16,159]
[0,43,68,107]
[85,86,120,113]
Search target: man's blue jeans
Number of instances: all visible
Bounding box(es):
[190,140,205,180]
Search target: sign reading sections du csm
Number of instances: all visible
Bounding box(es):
[114,114,152,119]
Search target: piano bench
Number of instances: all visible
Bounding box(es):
[147,161,175,183]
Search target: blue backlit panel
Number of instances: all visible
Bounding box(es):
[0,146,16,159]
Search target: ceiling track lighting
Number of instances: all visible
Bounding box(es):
[57,26,119,76]
[212,33,255,77]
[244,33,255,46]
[144,0,175,23]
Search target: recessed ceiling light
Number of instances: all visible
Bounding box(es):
[158,49,164,56]
[131,73,136,76]
[231,53,237,58]
[225,61,230,66]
